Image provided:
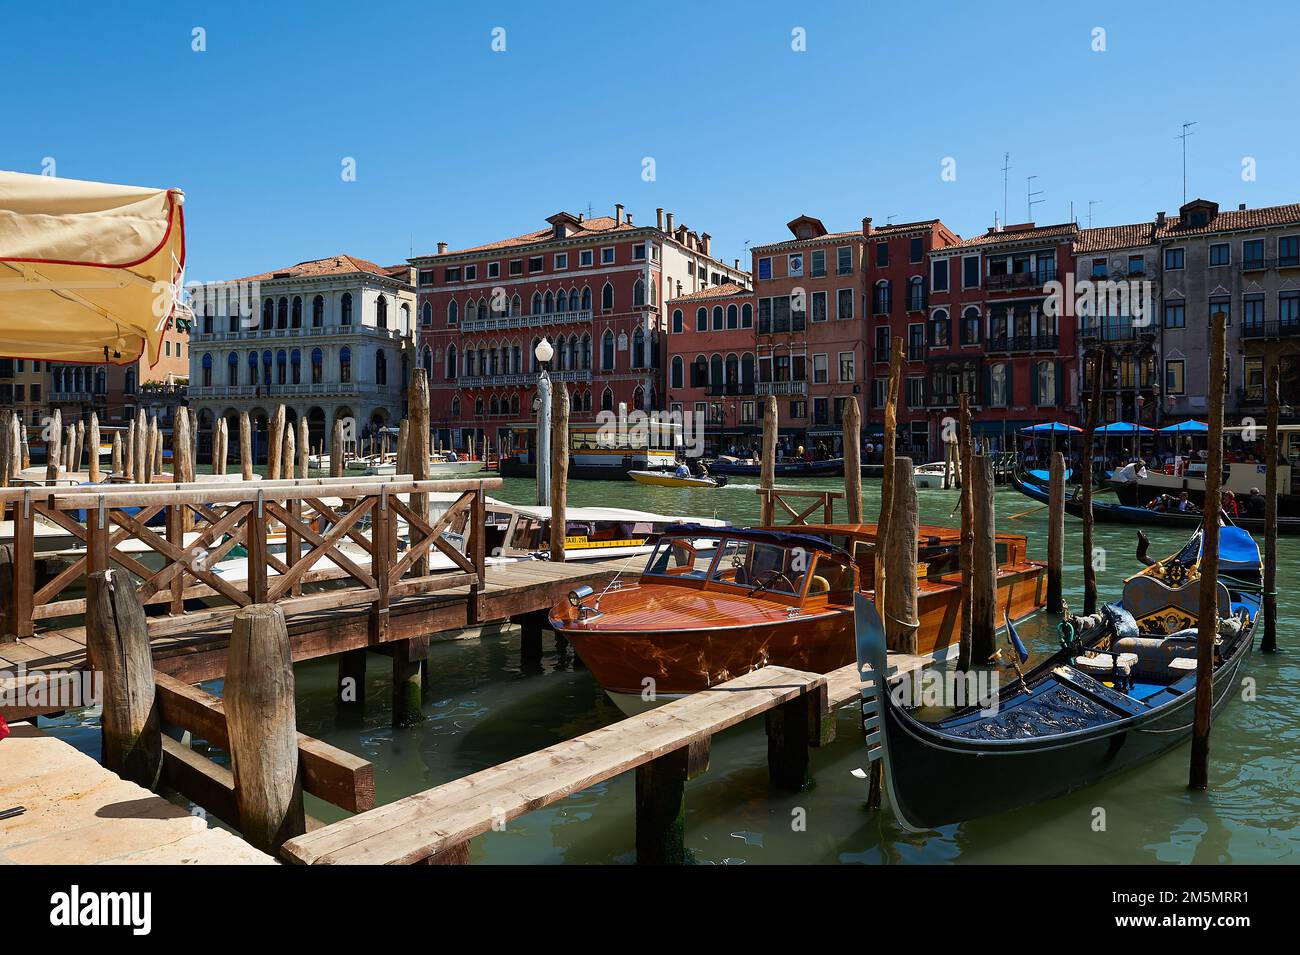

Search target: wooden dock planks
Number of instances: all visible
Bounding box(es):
[0,724,275,865]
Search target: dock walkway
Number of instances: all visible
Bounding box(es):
[0,724,274,865]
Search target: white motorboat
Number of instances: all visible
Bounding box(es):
[913,462,951,489]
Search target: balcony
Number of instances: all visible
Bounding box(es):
[459,310,593,333]
[192,324,411,343]
[756,380,808,397]
[48,390,100,403]
[187,381,385,400]
[1241,320,1300,340]
[987,334,1060,353]
[1079,324,1157,344]
[984,268,1057,292]
[706,382,756,397]
[1240,258,1300,272]
[458,369,593,388]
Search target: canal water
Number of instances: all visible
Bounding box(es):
[46,475,1300,863]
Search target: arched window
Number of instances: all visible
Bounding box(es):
[632,327,645,368]
[290,349,302,384]
[580,333,591,370]
[451,396,461,418]
[262,298,274,330]
[581,287,592,311]
[511,394,520,416]
[908,276,925,312]
[633,279,646,307]
[339,346,352,383]
[671,355,684,389]
[465,299,478,323]
[928,308,949,348]
[311,348,323,384]
[248,352,258,385]
[466,346,477,377]
[490,395,500,416]
[569,289,580,312]
[448,300,458,326]
[341,293,353,326]
[376,295,388,328]
[277,297,288,329]
[725,353,739,387]
[601,387,613,411]
[727,304,738,329]
[312,295,324,327]
[291,296,303,328]
[712,306,723,331]
[423,345,433,380]
[602,282,614,310]
[989,362,1007,407]
[376,349,388,385]
[276,349,287,384]
[696,307,707,331]
[227,352,239,385]
[742,303,753,328]
[511,294,521,315]
[742,352,755,387]
[201,353,213,387]
[961,306,981,345]
[873,280,891,315]
[633,386,645,410]
[531,292,543,315]
[710,354,723,386]
[124,368,136,394]
[672,308,683,334]
[421,302,432,326]
[602,329,616,369]
[555,291,566,314]
[446,345,457,381]
[263,350,273,381]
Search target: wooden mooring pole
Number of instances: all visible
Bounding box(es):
[1047,450,1066,614]
[1190,313,1226,790]
[298,418,309,479]
[214,417,228,476]
[958,395,974,670]
[884,456,919,654]
[240,411,254,481]
[759,395,777,525]
[88,413,101,483]
[1262,364,1279,653]
[842,396,862,523]
[85,570,162,790]
[330,417,344,478]
[970,453,996,661]
[876,336,904,600]
[268,404,285,480]
[635,747,690,865]
[549,382,570,561]
[1081,348,1106,615]
[225,604,306,853]
[111,431,123,478]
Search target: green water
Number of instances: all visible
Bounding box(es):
[46,476,1300,863]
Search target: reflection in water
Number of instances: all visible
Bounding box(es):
[42,475,1300,863]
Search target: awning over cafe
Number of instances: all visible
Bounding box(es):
[0,170,187,365]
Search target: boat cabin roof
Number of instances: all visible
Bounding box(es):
[773,522,1028,547]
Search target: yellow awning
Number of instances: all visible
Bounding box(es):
[0,170,187,365]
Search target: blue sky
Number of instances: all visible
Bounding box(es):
[4,0,1297,282]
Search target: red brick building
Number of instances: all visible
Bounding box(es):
[412,206,746,454]
[863,218,961,459]
[749,215,872,456]
[665,282,756,455]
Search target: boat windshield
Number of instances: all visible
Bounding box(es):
[709,538,810,596]
[644,537,709,579]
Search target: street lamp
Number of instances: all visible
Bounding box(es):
[534,338,553,505]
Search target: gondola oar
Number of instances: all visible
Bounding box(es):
[1001,612,1032,694]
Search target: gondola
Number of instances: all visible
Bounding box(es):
[706,456,845,477]
[854,523,1259,831]
[1011,469,1300,535]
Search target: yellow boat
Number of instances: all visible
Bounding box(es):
[627,469,726,489]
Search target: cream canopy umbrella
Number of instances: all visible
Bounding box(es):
[0,170,187,365]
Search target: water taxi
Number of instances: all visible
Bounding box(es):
[912,462,950,489]
[551,523,1045,714]
[627,469,726,489]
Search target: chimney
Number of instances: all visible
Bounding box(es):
[666,211,675,235]
[578,212,584,222]
[688,231,698,251]
[656,208,665,231]
[626,212,633,226]
[701,232,711,255]
[734,258,740,270]
[615,203,624,225]
[437,242,448,254]
[677,225,688,244]
[862,216,873,236]
[1156,211,1166,228]
[1239,202,1247,211]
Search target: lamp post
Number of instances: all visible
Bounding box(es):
[533,337,554,506]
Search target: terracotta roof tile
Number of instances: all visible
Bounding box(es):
[1075,223,1156,253]
[953,222,1078,248]
[668,282,750,302]
[1155,202,1300,239]
[418,215,639,258]
[231,254,405,284]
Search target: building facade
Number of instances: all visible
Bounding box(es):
[413,206,747,454]
[187,255,417,462]
[665,282,756,455]
[0,357,47,431]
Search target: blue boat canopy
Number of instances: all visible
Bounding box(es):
[1019,422,1081,433]
[1200,525,1262,572]
[1158,420,1208,433]
[1096,421,1154,433]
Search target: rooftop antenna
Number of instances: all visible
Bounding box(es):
[1087,199,1102,229]
[1027,175,1044,222]
[584,202,595,219]
[1177,122,1197,205]
[886,213,897,225]
[1001,152,1011,225]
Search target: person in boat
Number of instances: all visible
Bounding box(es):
[1147,493,1178,513]
[674,460,691,480]
[1245,487,1265,518]
[447,449,458,463]
[1222,489,1240,518]
[1176,491,1200,513]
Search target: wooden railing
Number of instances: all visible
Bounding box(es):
[757,487,844,526]
[0,475,500,642]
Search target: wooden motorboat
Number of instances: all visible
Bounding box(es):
[912,462,950,489]
[627,469,726,489]
[550,522,1045,714]
[426,455,484,478]
[707,456,845,478]
[855,523,1260,831]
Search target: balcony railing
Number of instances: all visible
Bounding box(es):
[48,390,100,402]
[459,310,593,333]
[192,324,410,343]
[756,380,808,397]
[187,382,386,399]
[458,369,593,388]
[706,382,756,397]
[1241,320,1300,340]
[1079,324,1157,343]
[1240,258,1300,272]
[984,268,1057,292]
[987,333,1060,353]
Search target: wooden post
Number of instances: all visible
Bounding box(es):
[64,425,75,475]
[330,418,345,478]
[19,416,29,471]
[240,411,254,481]
[225,604,306,853]
[298,418,309,478]
[87,414,101,483]
[842,397,862,524]
[766,686,826,791]
[74,418,85,476]
[391,639,425,728]
[268,405,285,480]
[0,411,10,488]
[214,418,228,475]
[125,418,135,482]
[549,383,570,561]
[409,369,431,575]
[337,649,367,713]
[173,408,193,532]
[958,395,974,670]
[111,431,123,478]
[282,422,296,480]
[148,417,160,476]
[1263,364,1279,653]
[1190,313,1226,791]
[759,394,777,525]
[46,408,62,482]
[876,336,905,601]
[635,746,688,865]
[396,419,409,475]
[1081,348,1106,615]
[134,410,146,484]
[971,453,996,661]
[85,569,162,790]
[1047,450,1066,613]
[883,455,919,653]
